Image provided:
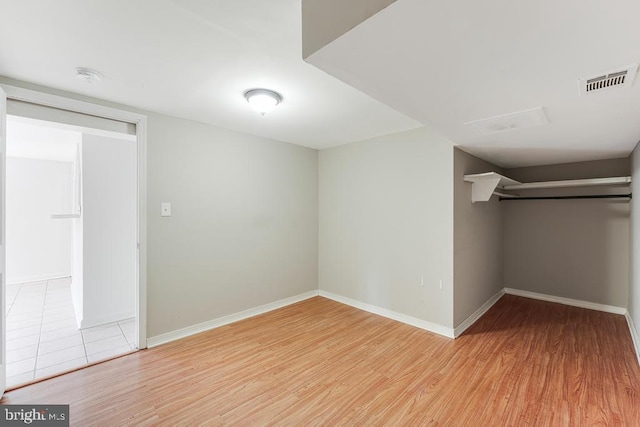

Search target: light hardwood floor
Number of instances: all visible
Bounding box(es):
[2,295,639,425]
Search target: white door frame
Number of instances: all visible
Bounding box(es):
[1,87,7,395]
[0,84,148,351]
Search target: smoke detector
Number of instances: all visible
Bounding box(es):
[579,65,637,95]
[76,67,103,84]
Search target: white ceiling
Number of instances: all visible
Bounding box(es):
[3,1,640,168]
[307,0,640,167]
[0,0,419,150]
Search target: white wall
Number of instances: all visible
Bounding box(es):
[6,157,73,284]
[319,127,454,328]
[453,149,504,327]
[504,159,630,308]
[630,144,640,356]
[71,145,83,326]
[81,134,137,327]
[147,114,319,337]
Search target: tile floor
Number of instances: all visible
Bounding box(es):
[5,277,136,388]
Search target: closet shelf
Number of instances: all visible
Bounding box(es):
[503,176,631,191]
[463,173,632,203]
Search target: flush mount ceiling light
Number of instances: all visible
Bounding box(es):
[244,89,282,116]
[75,67,103,84]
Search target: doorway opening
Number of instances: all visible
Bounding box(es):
[4,114,139,389]
[0,85,147,396]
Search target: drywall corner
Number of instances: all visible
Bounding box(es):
[319,127,454,328]
[453,148,505,327]
[629,143,640,361]
[302,0,397,59]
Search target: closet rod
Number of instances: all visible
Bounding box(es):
[499,194,631,201]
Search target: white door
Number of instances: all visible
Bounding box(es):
[0,87,7,395]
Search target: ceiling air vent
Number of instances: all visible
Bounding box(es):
[579,65,637,95]
[465,107,548,135]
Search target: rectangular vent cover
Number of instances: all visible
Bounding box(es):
[580,65,637,95]
[465,107,548,135]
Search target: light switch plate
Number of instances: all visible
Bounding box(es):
[161,202,172,217]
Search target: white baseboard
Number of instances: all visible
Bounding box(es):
[146,286,635,355]
[147,290,319,348]
[318,290,454,338]
[625,313,640,367]
[504,288,627,315]
[453,289,505,338]
[81,311,136,329]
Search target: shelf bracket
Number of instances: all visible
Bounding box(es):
[463,172,521,203]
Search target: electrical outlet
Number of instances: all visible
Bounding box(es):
[421,276,424,287]
[439,280,443,290]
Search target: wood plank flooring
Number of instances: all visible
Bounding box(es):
[2,295,639,425]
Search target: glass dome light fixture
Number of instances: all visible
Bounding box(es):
[244,89,282,116]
